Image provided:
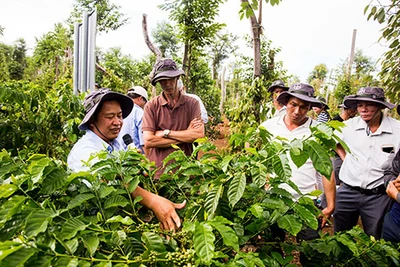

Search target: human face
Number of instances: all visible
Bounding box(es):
[356,101,381,122]
[285,97,311,125]
[272,88,285,108]
[312,106,322,115]
[92,100,123,142]
[159,77,178,94]
[346,108,358,118]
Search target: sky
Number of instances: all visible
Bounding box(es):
[0,0,388,82]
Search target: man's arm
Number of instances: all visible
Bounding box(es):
[321,171,336,227]
[131,186,186,231]
[336,143,346,161]
[143,118,204,149]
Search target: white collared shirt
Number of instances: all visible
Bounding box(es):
[260,115,321,199]
[337,115,400,189]
[67,130,124,172]
[185,93,208,124]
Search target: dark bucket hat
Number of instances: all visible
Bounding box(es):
[151,59,185,86]
[78,88,133,131]
[277,83,322,107]
[315,96,330,110]
[338,96,357,110]
[267,79,289,93]
[343,86,395,110]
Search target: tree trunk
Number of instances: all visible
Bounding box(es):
[240,0,262,78]
[142,14,162,97]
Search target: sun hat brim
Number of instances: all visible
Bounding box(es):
[343,95,396,110]
[151,70,185,86]
[78,91,133,131]
[277,91,321,108]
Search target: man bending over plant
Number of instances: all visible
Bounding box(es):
[67,88,185,231]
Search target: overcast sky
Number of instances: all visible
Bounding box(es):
[0,0,388,81]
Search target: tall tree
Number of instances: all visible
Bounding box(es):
[238,0,281,77]
[9,38,27,80]
[307,63,328,92]
[69,0,128,33]
[160,0,225,92]
[365,1,400,101]
[207,32,239,80]
[152,21,180,58]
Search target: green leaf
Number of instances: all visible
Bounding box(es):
[67,193,95,210]
[0,184,18,198]
[141,232,166,253]
[337,234,359,256]
[105,215,134,225]
[221,155,233,172]
[272,154,292,182]
[294,204,318,230]
[0,241,22,260]
[81,235,99,257]
[99,185,116,198]
[209,217,239,252]
[25,210,56,238]
[205,184,223,219]
[0,195,25,228]
[227,173,246,208]
[249,204,264,218]
[277,214,303,236]
[60,217,87,240]
[306,140,332,178]
[54,257,79,267]
[27,156,52,184]
[194,222,215,264]
[41,167,67,194]
[0,247,36,267]
[104,195,129,209]
[64,238,79,254]
[128,176,139,193]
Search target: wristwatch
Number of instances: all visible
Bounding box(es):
[163,129,171,138]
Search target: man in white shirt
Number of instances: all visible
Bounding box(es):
[177,79,208,124]
[68,88,185,231]
[334,86,400,238]
[267,80,289,117]
[260,82,336,240]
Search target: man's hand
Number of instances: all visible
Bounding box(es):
[188,118,203,130]
[393,175,400,191]
[148,195,186,231]
[387,181,399,201]
[320,207,334,228]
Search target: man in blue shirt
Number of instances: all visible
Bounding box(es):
[68,88,185,231]
[117,86,148,154]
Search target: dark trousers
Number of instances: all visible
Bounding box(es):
[382,212,400,243]
[334,184,393,238]
[332,156,343,185]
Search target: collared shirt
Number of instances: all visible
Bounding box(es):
[117,103,145,153]
[274,106,287,117]
[67,130,123,172]
[142,91,201,179]
[260,115,321,199]
[337,115,400,189]
[185,93,208,123]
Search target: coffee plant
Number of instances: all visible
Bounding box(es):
[1,119,399,266]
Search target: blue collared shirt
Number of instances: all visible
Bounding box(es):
[117,104,145,153]
[67,130,123,172]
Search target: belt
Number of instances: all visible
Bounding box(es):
[343,183,386,195]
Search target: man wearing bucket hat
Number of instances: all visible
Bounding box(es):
[68,88,186,231]
[381,104,400,243]
[143,59,204,179]
[267,79,289,117]
[331,99,358,185]
[117,86,149,154]
[260,83,336,240]
[334,87,400,238]
[313,96,331,123]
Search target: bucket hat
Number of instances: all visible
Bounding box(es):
[338,96,356,109]
[277,83,322,107]
[78,88,133,131]
[127,86,149,102]
[343,86,395,109]
[267,80,289,93]
[151,59,185,86]
[315,96,330,110]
